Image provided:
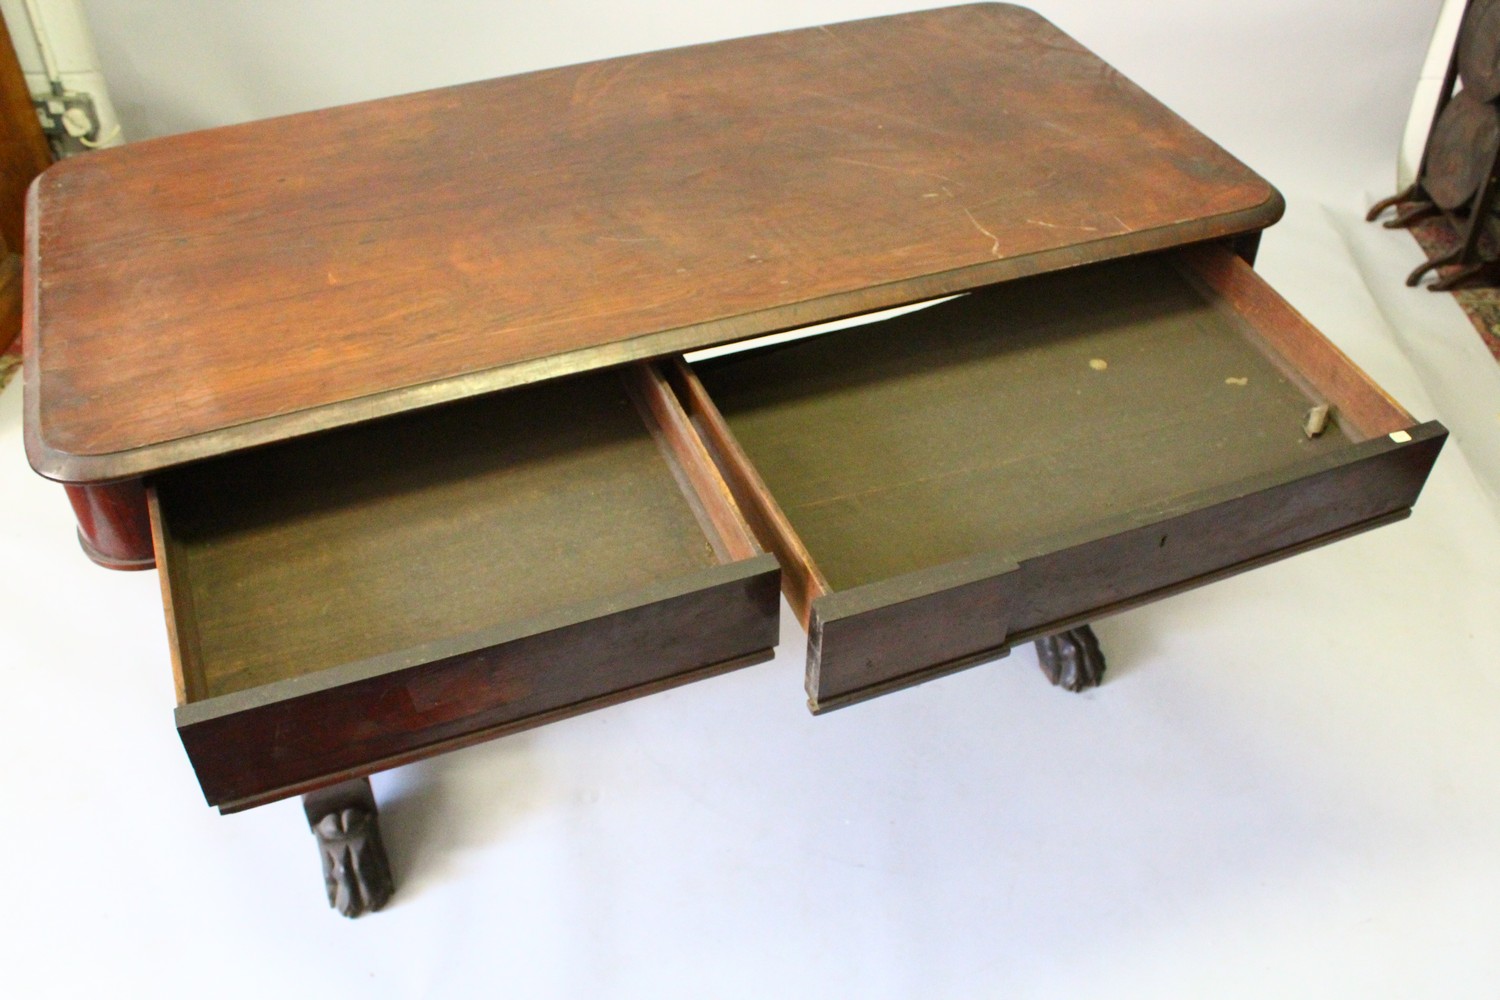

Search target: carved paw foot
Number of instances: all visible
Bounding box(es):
[1034,624,1105,692]
[304,778,394,918]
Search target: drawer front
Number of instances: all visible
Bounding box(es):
[152,367,778,810]
[677,244,1446,712]
[807,427,1442,711]
[175,558,779,810]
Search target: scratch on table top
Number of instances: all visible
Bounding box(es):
[816,24,858,54]
[570,53,647,109]
[1024,218,1099,233]
[1040,119,1081,141]
[962,206,1002,259]
[800,89,963,142]
[828,156,957,190]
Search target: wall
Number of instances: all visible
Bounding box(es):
[78,0,1443,204]
[1,0,124,149]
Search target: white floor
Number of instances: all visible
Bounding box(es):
[4,195,1500,998]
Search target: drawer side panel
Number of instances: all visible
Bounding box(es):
[809,552,1019,710]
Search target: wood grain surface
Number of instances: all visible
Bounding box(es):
[0,11,51,353]
[0,12,50,255]
[25,3,1280,482]
[1,237,19,354]
[622,363,760,563]
[667,356,831,625]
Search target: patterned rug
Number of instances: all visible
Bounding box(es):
[1408,216,1500,362]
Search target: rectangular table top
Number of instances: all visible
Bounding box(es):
[24,3,1280,482]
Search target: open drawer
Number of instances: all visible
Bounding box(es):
[151,367,780,812]
[672,244,1446,713]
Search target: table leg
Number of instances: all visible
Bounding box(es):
[1034,625,1105,692]
[64,479,154,570]
[303,777,394,918]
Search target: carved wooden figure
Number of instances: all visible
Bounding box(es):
[1035,626,1107,692]
[303,779,394,918]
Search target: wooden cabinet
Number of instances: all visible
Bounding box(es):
[20,4,1444,915]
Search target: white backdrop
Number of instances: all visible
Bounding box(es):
[11,2,1500,998]
[82,0,1437,202]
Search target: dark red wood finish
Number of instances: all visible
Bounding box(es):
[808,424,1445,711]
[0,11,51,353]
[175,558,780,810]
[65,478,154,569]
[24,3,1281,483]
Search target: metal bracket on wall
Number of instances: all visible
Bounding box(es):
[31,89,100,157]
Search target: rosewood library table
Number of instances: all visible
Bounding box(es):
[22,4,1443,916]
